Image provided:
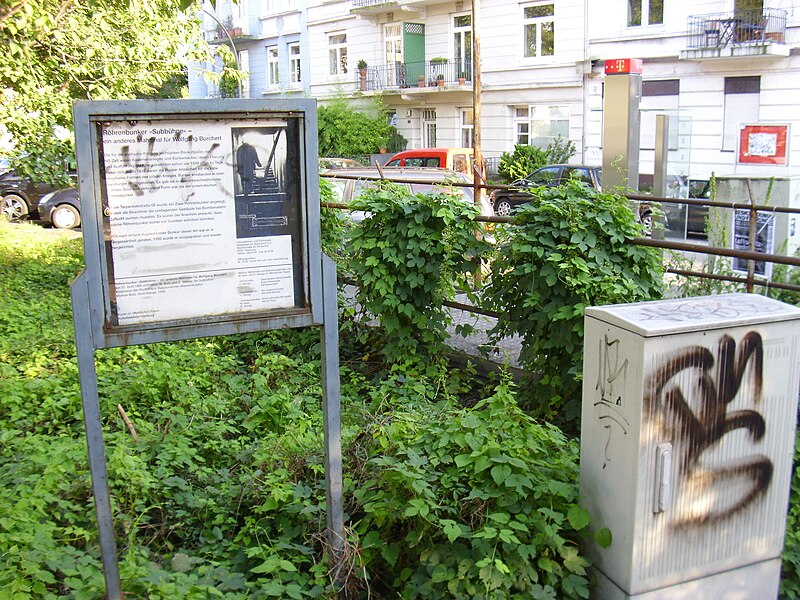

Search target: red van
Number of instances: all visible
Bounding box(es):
[384,147,474,176]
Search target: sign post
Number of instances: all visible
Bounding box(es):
[70,99,343,597]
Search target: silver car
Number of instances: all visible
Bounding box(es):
[321,167,493,222]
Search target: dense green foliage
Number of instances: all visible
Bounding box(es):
[497,136,577,183]
[352,376,591,598]
[317,97,393,158]
[347,181,488,362]
[0,221,590,598]
[484,181,664,424]
[0,0,205,183]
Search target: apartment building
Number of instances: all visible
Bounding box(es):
[189,0,799,187]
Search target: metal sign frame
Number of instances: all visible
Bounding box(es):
[71,99,343,598]
[73,99,323,349]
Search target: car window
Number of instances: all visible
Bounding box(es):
[327,180,346,202]
[404,157,426,167]
[385,159,401,167]
[529,167,560,184]
[352,179,382,199]
[562,167,592,185]
[689,179,710,198]
[452,154,468,173]
[409,181,473,202]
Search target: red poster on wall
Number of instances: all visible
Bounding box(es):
[738,124,789,165]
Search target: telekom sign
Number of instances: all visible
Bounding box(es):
[604,58,644,75]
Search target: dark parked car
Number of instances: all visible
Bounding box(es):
[0,162,76,221]
[37,187,81,229]
[490,164,602,216]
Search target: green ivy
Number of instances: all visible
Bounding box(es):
[351,377,591,599]
[497,136,577,182]
[483,181,664,425]
[347,180,489,362]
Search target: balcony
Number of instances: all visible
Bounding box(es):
[680,8,788,60]
[350,0,448,16]
[206,16,261,43]
[354,59,472,94]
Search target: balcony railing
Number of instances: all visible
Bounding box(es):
[686,8,787,49]
[355,59,472,92]
[351,0,394,7]
[206,16,261,43]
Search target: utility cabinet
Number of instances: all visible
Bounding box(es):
[580,293,800,599]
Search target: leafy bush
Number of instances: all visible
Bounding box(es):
[347,180,488,362]
[484,181,664,425]
[317,96,392,157]
[781,431,800,599]
[498,145,548,182]
[0,220,594,598]
[497,136,577,182]
[351,377,591,599]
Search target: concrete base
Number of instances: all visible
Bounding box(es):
[592,559,781,600]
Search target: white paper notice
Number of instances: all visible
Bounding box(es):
[101,119,297,325]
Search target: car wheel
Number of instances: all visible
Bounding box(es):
[494,197,513,217]
[51,204,81,229]
[1,194,29,221]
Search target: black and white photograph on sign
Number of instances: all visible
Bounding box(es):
[98,116,307,328]
[232,124,301,240]
[732,209,775,278]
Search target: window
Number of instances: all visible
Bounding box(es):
[460,108,474,148]
[522,3,554,58]
[265,0,297,14]
[723,76,760,152]
[513,105,569,147]
[267,46,279,87]
[422,109,436,147]
[328,33,348,76]
[628,0,663,27]
[289,43,301,86]
[453,14,472,79]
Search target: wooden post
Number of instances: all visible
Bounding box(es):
[746,180,756,293]
[472,0,485,202]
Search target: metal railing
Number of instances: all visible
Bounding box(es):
[355,59,472,92]
[352,0,396,8]
[321,172,800,296]
[686,8,787,49]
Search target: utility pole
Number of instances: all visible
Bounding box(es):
[472,0,485,205]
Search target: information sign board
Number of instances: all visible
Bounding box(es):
[72,100,322,347]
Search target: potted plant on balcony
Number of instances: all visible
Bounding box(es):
[418,74,425,88]
[458,71,466,85]
[357,59,367,91]
[436,73,445,87]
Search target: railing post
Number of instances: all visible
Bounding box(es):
[746,180,756,294]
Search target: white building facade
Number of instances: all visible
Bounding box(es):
[189,0,800,186]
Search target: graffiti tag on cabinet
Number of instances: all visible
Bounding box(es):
[644,331,772,527]
[595,334,630,469]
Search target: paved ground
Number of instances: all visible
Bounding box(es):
[445,293,522,369]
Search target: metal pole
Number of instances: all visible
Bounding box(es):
[71,272,122,599]
[319,254,345,589]
[472,0,485,201]
[652,114,669,240]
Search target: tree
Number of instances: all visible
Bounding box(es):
[317,95,392,158]
[0,0,203,184]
